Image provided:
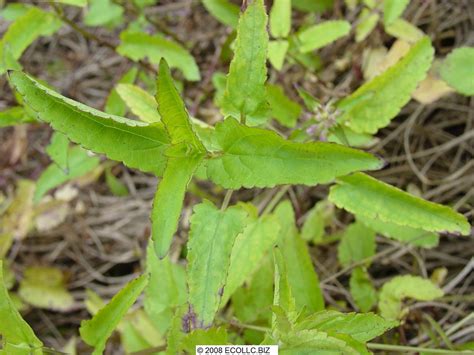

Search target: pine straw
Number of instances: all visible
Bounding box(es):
[0,0,472,352]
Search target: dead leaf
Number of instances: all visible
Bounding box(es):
[54,184,79,202]
[1,179,36,242]
[9,126,28,165]
[412,61,454,104]
[18,266,74,312]
[362,46,388,80]
[35,200,69,232]
[376,40,411,77]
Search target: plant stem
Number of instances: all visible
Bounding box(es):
[221,190,233,210]
[50,1,117,51]
[367,343,464,354]
[439,295,474,303]
[446,313,474,336]
[228,319,271,333]
[240,111,246,125]
[112,0,184,46]
[262,185,290,215]
[129,344,167,355]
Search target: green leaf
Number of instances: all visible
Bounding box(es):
[119,309,163,354]
[296,20,351,53]
[270,0,291,38]
[133,0,156,9]
[0,7,62,74]
[383,0,410,25]
[378,275,443,320]
[144,242,187,334]
[206,118,382,189]
[274,201,324,313]
[363,0,377,8]
[85,289,105,316]
[0,260,43,351]
[385,19,424,42]
[187,201,248,327]
[267,84,302,127]
[337,222,376,267]
[0,107,35,127]
[440,47,474,96]
[212,71,227,107]
[288,44,322,71]
[357,214,439,248]
[327,126,378,148]
[301,200,334,243]
[337,37,433,134]
[152,156,202,258]
[115,72,212,148]
[202,0,239,28]
[284,234,325,312]
[165,306,186,355]
[18,266,74,312]
[104,67,138,116]
[0,179,36,256]
[10,71,171,176]
[278,329,368,355]
[84,0,123,28]
[296,87,320,112]
[292,0,333,12]
[355,9,379,42]
[182,328,228,353]
[34,146,100,203]
[80,274,149,355]
[151,62,206,257]
[56,0,88,6]
[116,83,161,123]
[295,310,398,342]
[232,256,274,324]
[117,30,200,81]
[329,173,471,235]
[222,212,280,304]
[46,132,69,172]
[350,267,377,313]
[0,3,31,21]
[273,247,297,329]
[2,262,15,291]
[221,0,269,121]
[156,60,205,152]
[268,40,289,70]
[105,169,128,197]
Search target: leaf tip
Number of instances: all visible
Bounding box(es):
[154,238,170,260]
[158,58,170,76]
[374,154,388,169]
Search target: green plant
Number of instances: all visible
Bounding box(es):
[1,0,472,354]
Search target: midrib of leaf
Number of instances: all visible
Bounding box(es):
[43,92,167,146]
[200,214,224,320]
[216,120,377,162]
[224,141,367,162]
[152,155,202,258]
[337,37,433,133]
[80,274,148,353]
[15,74,169,147]
[157,60,204,151]
[223,132,261,152]
[240,8,262,115]
[222,0,268,120]
[292,333,336,348]
[329,172,470,235]
[167,261,180,304]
